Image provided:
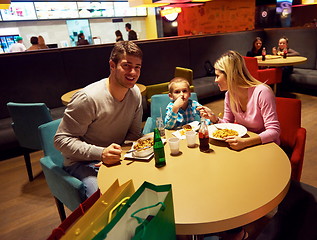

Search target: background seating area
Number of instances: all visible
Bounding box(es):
[0,27,316,159]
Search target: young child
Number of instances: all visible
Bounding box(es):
[165,77,203,129]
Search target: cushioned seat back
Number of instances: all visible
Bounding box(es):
[175,67,193,85]
[38,119,63,167]
[146,82,169,104]
[151,93,199,122]
[276,97,301,151]
[7,102,53,150]
[243,56,260,79]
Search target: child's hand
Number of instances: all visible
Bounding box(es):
[172,95,186,112]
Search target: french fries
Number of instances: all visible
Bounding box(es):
[213,129,238,139]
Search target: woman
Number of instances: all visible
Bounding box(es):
[38,35,48,49]
[77,33,89,46]
[246,37,263,57]
[272,36,299,56]
[115,30,124,42]
[197,50,280,151]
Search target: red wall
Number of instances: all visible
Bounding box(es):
[177,0,255,35]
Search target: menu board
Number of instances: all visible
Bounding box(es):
[34,2,79,19]
[77,2,115,18]
[114,2,137,17]
[136,8,147,17]
[0,2,37,21]
[0,1,147,21]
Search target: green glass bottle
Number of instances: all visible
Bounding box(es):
[153,128,166,168]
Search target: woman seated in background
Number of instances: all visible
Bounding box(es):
[27,36,40,51]
[76,33,89,46]
[115,30,124,42]
[272,36,300,56]
[198,50,280,152]
[38,35,48,49]
[246,37,263,57]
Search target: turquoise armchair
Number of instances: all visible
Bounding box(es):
[7,102,53,181]
[38,119,86,221]
[143,93,200,134]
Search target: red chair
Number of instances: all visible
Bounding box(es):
[276,97,306,181]
[243,56,282,94]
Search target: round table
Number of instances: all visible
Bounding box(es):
[256,55,307,67]
[97,131,291,235]
[61,83,147,105]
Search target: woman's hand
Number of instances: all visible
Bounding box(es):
[225,134,262,151]
[101,143,122,165]
[224,136,248,150]
[272,47,277,55]
[196,106,218,123]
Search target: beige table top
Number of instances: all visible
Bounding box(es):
[97,131,291,235]
[256,55,307,67]
[61,83,147,105]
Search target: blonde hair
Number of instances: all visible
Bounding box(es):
[214,50,266,113]
[168,77,190,93]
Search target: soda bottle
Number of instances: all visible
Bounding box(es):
[199,117,210,152]
[283,49,287,59]
[153,128,166,168]
[261,47,266,61]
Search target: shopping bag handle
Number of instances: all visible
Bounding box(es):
[108,197,130,223]
[130,202,165,224]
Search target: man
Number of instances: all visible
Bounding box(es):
[125,23,138,41]
[54,41,143,198]
[9,36,26,53]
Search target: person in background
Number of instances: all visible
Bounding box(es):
[125,23,138,41]
[165,77,206,129]
[27,36,40,51]
[9,36,26,53]
[272,37,300,87]
[246,37,263,57]
[115,30,124,42]
[272,36,300,56]
[77,33,89,46]
[38,35,48,49]
[198,50,280,151]
[54,41,143,199]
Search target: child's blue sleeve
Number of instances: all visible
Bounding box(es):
[165,102,178,129]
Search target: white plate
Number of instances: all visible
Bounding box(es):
[208,123,247,141]
[124,138,166,161]
[172,121,200,139]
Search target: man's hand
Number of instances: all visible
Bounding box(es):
[101,143,122,165]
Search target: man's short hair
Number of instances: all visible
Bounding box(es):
[30,36,38,45]
[110,41,143,64]
[125,23,132,30]
[168,77,190,93]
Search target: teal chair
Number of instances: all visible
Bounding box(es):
[7,102,53,181]
[143,93,200,134]
[38,119,86,221]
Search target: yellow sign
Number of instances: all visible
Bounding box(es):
[160,7,182,17]
[0,0,10,9]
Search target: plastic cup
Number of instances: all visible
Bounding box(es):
[186,131,196,148]
[168,137,180,156]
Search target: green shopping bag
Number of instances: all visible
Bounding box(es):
[93,181,176,240]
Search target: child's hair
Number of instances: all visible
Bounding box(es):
[168,77,190,93]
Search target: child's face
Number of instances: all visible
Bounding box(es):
[169,82,191,102]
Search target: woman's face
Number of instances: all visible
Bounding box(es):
[254,40,262,50]
[278,38,287,50]
[215,69,228,91]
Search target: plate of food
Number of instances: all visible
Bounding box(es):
[172,121,200,139]
[208,123,247,141]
